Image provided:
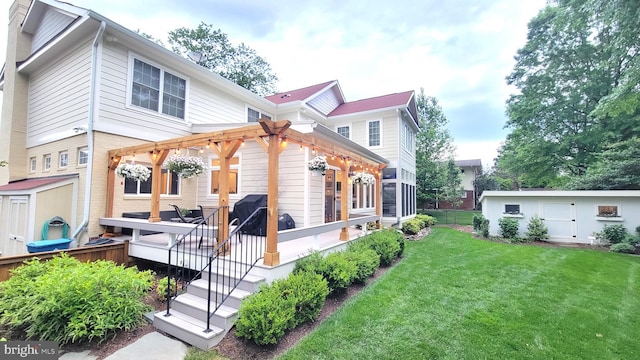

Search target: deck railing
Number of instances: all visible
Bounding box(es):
[164,206,267,333]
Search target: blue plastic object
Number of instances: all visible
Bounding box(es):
[26,238,72,253]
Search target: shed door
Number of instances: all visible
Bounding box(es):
[541,202,576,241]
[6,196,28,255]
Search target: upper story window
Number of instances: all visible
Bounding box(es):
[367,120,381,147]
[43,154,51,171]
[59,151,68,168]
[337,125,350,139]
[130,57,186,119]
[210,156,240,195]
[247,107,271,123]
[29,157,36,172]
[124,167,179,195]
[78,147,88,166]
[403,123,414,152]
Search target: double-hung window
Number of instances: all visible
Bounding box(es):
[131,58,186,119]
[78,147,89,166]
[59,151,68,168]
[124,167,179,195]
[43,154,51,171]
[29,157,36,172]
[247,107,271,123]
[337,125,350,139]
[367,120,381,147]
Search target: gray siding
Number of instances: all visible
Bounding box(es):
[31,8,76,52]
[27,39,92,147]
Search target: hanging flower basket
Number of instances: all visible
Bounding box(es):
[307,156,328,175]
[115,163,151,182]
[164,155,205,179]
[352,172,375,186]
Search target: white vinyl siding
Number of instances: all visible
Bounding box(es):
[31,8,76,52]
[27,39,92,147]
[308,88,341,115]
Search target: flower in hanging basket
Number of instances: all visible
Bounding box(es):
[115,163,151,182]
[352,172,375,185]
[307,156,328,174]
[164,155,205,179]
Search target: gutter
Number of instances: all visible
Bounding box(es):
[71,20,106,243]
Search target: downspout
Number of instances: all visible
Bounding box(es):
[71,21,106,244]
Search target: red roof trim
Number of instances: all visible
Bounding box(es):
[265,80,336,104]
[328,90,414,117]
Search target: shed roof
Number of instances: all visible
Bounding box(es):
[0,174,78,192]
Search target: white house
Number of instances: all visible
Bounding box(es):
[480,190,640,244]
[0,0,417,256]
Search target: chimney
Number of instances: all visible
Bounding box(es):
[0,0,32,184]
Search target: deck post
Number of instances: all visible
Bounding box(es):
[149,150,169,222]
[376,170,382,229]
[263,133,281,265]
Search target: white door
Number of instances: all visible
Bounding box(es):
[6,196,28,256]
[541,202,576,242]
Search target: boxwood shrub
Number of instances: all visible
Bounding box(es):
[0,253,154,345]
[235,271,329,345]
[344,248,380,283]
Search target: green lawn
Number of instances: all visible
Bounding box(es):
[278,227,640,359]
[420,209,480,226]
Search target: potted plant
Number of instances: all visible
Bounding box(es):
[164,155,205,179]
[115,163,151,182]
[352,172,375,185]
[307,156,328,176]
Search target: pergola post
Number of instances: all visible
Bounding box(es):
[375,170,383,229]
[211,140,241,256]
[339,163,350,241]
[263,133,280,265]
[149,150,169,222]
[105,156,121,218]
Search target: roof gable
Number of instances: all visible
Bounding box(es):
[265,80,338,105]
[328,90,415,117]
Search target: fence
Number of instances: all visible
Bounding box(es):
[0,241,129,282]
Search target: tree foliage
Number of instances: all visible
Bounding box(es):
[168,22,278,96]
[440,159,464,210]
[415,89,455,209]
[497,0,640,188]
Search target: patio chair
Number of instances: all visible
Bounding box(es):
[169,204,204,224]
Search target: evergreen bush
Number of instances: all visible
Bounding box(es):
[525,216,549,242]
[0,254,153,345]
[344,248,380,283]
[498,217,520,239]
[599,224,629,244]
[609,242,636,254]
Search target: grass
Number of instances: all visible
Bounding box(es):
[278,227,640,359]
[420,209,480,226]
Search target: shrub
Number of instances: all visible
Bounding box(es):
[525,216,548,242]
[0,254,153,345]
[472,214,485,232]
[357,230,402,266]
[609,242,636,254]
[401,218,422,235]
[293,251,327,275]
[415,214,436,227]
[276,272,329,327]
[156,276,177,301]
[235,280,296,345]
[235,271,330,345]
[344,248,380,283]
[323,252,359,293]
[479,218,490,238]
[498,217,519,239]
[599,224,629,244]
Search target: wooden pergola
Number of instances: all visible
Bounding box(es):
[106,119,386,266]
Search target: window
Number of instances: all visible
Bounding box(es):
[43,154,51,171]
[383,183,396,217]
[130,58,186,119]
[351,182,375,210]
[504,204,520,214]
[597,205,618,217]
[337,125,350,139]
[29,157,36,172]
[247,107,271,123]
[403,123,414,152]
[210,156,240,195]
[124,167,179,195]
[59,151,68,168]
[367,120,381,147]
[78,147,89,166]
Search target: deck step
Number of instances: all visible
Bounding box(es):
[200,270,266,292]
[153,309,225,350]
[171,293,238,331]
[187,279,253,309]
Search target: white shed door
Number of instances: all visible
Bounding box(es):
[6,196,28,256]
[541,202,576,241]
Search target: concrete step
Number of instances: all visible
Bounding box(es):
[171,293,238,331]
[200,269,266,292]
[153,309,225,350]
[187,279,252,309]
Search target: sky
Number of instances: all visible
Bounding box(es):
[0,0,547,168]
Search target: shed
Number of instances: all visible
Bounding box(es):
[479,190,640,244]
